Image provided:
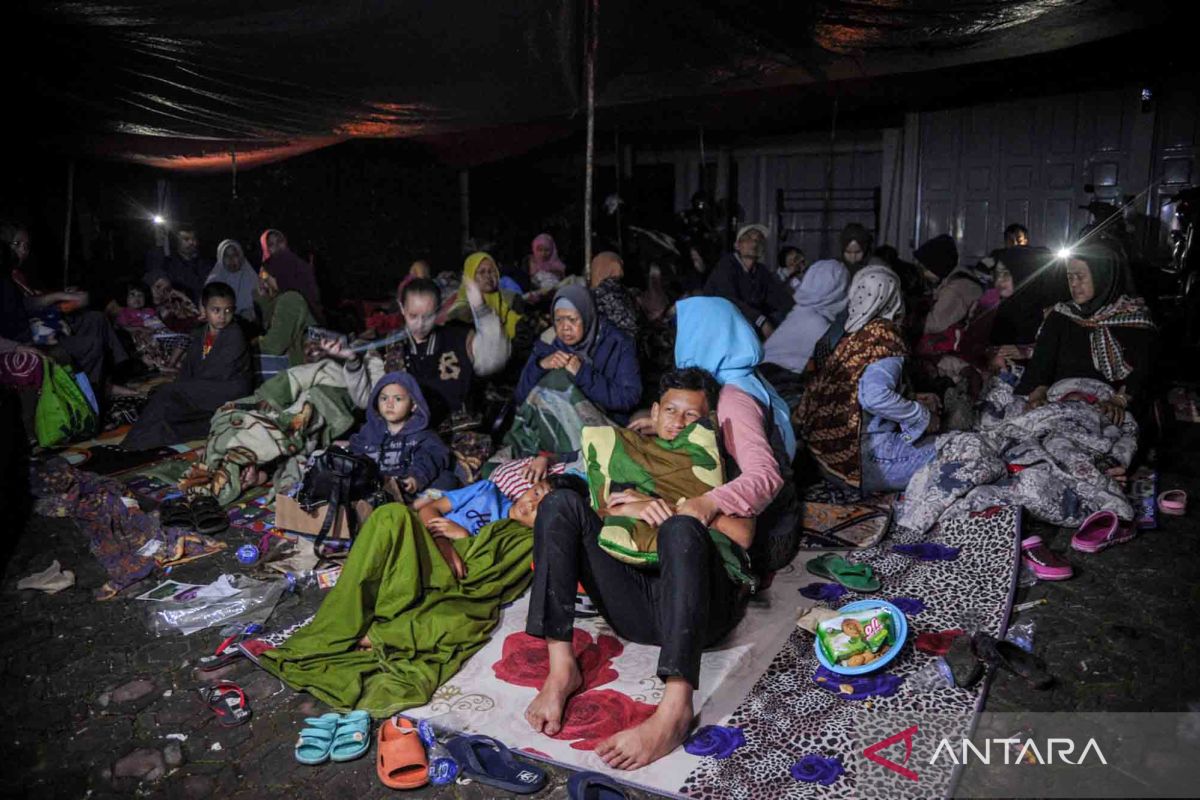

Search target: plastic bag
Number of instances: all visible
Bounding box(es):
[146,574,286,636]
[910,658,955,692]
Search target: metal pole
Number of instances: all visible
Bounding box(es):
[62,161,75,287]
[583,0,599,280]
[231,148,238,200]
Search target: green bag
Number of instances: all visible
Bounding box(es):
[34,359,96,447]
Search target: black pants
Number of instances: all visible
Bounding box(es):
[526,490,747,689]
[56,310,129,388]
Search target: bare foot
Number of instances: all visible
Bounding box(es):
[595,682,693,770]
[524,655,582,736]
[356,633,372,650]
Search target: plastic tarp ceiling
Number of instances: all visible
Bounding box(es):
[11,0,1169,171]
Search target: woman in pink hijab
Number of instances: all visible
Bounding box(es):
[528,233,567,291]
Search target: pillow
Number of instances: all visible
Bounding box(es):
[582,421,723,566]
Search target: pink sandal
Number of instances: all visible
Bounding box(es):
[1070,510,1137,554]
[1021,536,1073,580]
[1157,490,1187,517]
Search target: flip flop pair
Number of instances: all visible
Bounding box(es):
[158,495,229,535]
[805,554,880,592]
[568,771,631,799]
[295,710,371,765]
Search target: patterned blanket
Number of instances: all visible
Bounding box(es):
[897,377,1136,534]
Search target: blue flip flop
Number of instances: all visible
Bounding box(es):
[568,770,631,800]
[330,710,372,762]
[446,734,546,795]
[294,713,340,765]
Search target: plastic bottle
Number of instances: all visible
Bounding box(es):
[910,657,955,691]
[285,570,317,593]
[417,719,459,785]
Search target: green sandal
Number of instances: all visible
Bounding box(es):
[330,710,372,762]
[806,554,881,592]
[295,713,340,765]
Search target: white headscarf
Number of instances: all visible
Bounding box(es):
[207,239,258,321]
[845,265,903,334]
[763,259,849,372]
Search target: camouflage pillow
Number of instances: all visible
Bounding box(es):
[582,421,723,566]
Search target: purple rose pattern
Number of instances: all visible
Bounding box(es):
[799,582,848,602]
[892,542,961,561]
[790,753,845,786]
[812,666,904,700]
[890,596,926,615]
[683,725,746,759]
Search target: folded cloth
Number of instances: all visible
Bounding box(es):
[17,560,75,594]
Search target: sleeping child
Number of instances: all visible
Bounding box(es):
[121,281,252,450]
[348,371,457,499]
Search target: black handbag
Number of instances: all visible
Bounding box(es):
[297,446,383,551]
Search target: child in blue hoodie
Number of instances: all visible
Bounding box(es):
[348,371,457,497]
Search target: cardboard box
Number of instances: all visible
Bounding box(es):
[274,495,351,540]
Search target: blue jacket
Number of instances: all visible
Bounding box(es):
[516,318,641,420]
[348,371,455,491]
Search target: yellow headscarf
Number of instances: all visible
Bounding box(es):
[450,251,522,339]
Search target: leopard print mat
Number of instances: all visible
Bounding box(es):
[679,506,1020,800]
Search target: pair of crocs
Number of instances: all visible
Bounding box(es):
[295,710,371,765]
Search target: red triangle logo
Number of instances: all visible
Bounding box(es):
[863,724,920,781]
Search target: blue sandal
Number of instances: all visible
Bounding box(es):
[330,710,372,762]
[294,713,340,765]
[446,734,547,794]
[568,770,630,799]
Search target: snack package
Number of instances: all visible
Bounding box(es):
[816,607,897,667]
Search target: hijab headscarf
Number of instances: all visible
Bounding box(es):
[450,251,522,339]
[210,240,257,319]
[589,251,623,288]
[675,297,797,459]
[913,234,959,280]
[840,224,873,260]
[845,265,904,334]
[1051,240,1155,382]
[259,228,284,263]
[530,233,567,279]
[551,284,601,361]
[763,259,849,373]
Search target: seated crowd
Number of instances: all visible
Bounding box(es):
[1,213,1158,768]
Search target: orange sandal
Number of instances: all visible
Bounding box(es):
[376,716,429,790]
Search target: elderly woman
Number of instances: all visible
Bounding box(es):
[799,265,938,493]
[1016,240,1155,424]
[515,284,640,421]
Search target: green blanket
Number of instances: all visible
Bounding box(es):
[258,504,535,717]
[482,369,613,477]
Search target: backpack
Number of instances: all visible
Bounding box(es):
[34,359,97,447]
[296,446,383,551]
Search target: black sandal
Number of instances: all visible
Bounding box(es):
[159,498,194,530]
[190,495,229,535]
[973,633,1052,690]
[944,632,984,689]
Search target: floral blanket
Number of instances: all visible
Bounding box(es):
[896,377,1136,534]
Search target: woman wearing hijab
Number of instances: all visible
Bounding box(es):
[207,240,258,323]
[670,297,800,574]
[762,259,849,376]
[441,252,523,340]
[527,233,568,290]
[799,265,938,493]
[515,284,640,420]
[1016,240,1155,424]
[259,228,322,319]
[589,251,640,339]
